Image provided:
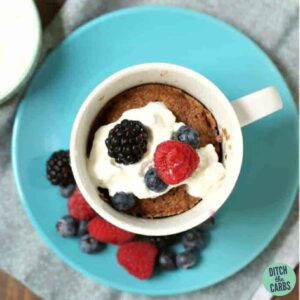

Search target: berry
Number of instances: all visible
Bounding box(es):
[110,192,136,211]
[149,236,176,249]
[88,217,135,244]
[158,250,176,270]
[196,217,215,231]
[60,183,76,198]
[176,250,198,269]
[105,119,148,165]
[80,234,105,254]
[68,188,96,220]
[46,150,74,187]
[173,125,200,149]
[117,241,158,279]
[77,220,89,236]
[182,230,204,250]
[154,140,200,184]
[144,168,168,192]
[56,215,78,237]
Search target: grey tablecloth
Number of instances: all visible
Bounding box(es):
[0,1,298,300]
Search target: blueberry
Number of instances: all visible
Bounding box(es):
[182,229,204,250]
[150,236,169,250]
[173,125,200,149]
[176,250,198,269]
[77,220,88,236]
[158,250,176,270]
[144,168,168,192]
[80,234,105,254]
[195,217,215,232]
[60,183,76,198]
[111,192,136,211]
[56,215,78,237]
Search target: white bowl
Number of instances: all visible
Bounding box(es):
[0,0,41,104]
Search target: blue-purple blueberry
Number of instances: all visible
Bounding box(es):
[176,250,198,269]
[158,250,176,270]
[56,215,78,237]
[77,220,89,236]
[182,229,204,250]
[60,183,76,198]
[80,234,105,253]
[172,125,200,149]
[111,192,136,211]
[144,168,168,192]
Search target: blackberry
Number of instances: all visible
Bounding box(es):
[47,150,74,187]
[105,119,148,165]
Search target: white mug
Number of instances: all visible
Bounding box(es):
[70,63,282,236]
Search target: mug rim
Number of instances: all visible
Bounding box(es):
[70,63,243,235]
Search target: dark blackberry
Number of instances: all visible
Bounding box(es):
[105,119,148,165]
[46,150,74,187]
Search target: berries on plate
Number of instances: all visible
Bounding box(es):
[68,188,96,220]
[80,234,105,254]
[77,220,89,236]
[111,192,136,211]
[105,119,148,165]
[144,167,168,192]
[60,183,76,198]
[46,150,74,187]
[56,215,78,237]
[150,235,177,250]
[154,140,200,184]
[158,250,176,270]
[182,229,204,250]
[173,125,200,149]
[88,217,135,244]
[176,250,198,269]
[117,241,158,279]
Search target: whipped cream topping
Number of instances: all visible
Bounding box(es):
[88,102,225,199]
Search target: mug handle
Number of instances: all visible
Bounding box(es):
[231,86,283,127]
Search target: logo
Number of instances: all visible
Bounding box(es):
[263,262,296,296]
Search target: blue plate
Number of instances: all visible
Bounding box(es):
[12,6,298,296]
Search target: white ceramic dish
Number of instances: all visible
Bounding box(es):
[0,0,41,104]
[70,63,282,236]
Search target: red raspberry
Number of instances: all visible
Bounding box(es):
[68,188,96,220]
[117,241,158,279]
[88,217,135,244]
[154,140,199,185]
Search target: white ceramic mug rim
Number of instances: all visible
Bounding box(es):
[70,63,243,236]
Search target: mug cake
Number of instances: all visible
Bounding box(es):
[87,84,225,218]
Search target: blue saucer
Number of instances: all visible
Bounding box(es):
[12,6,298,296]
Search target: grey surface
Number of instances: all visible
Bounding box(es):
[0,1,298,300]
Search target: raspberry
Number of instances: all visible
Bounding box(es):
[154,140,200,185]
[88,217,135,244]
[117,241,158,279]
[68,188,96,220]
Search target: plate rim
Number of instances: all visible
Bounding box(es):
[12,5,298,296]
